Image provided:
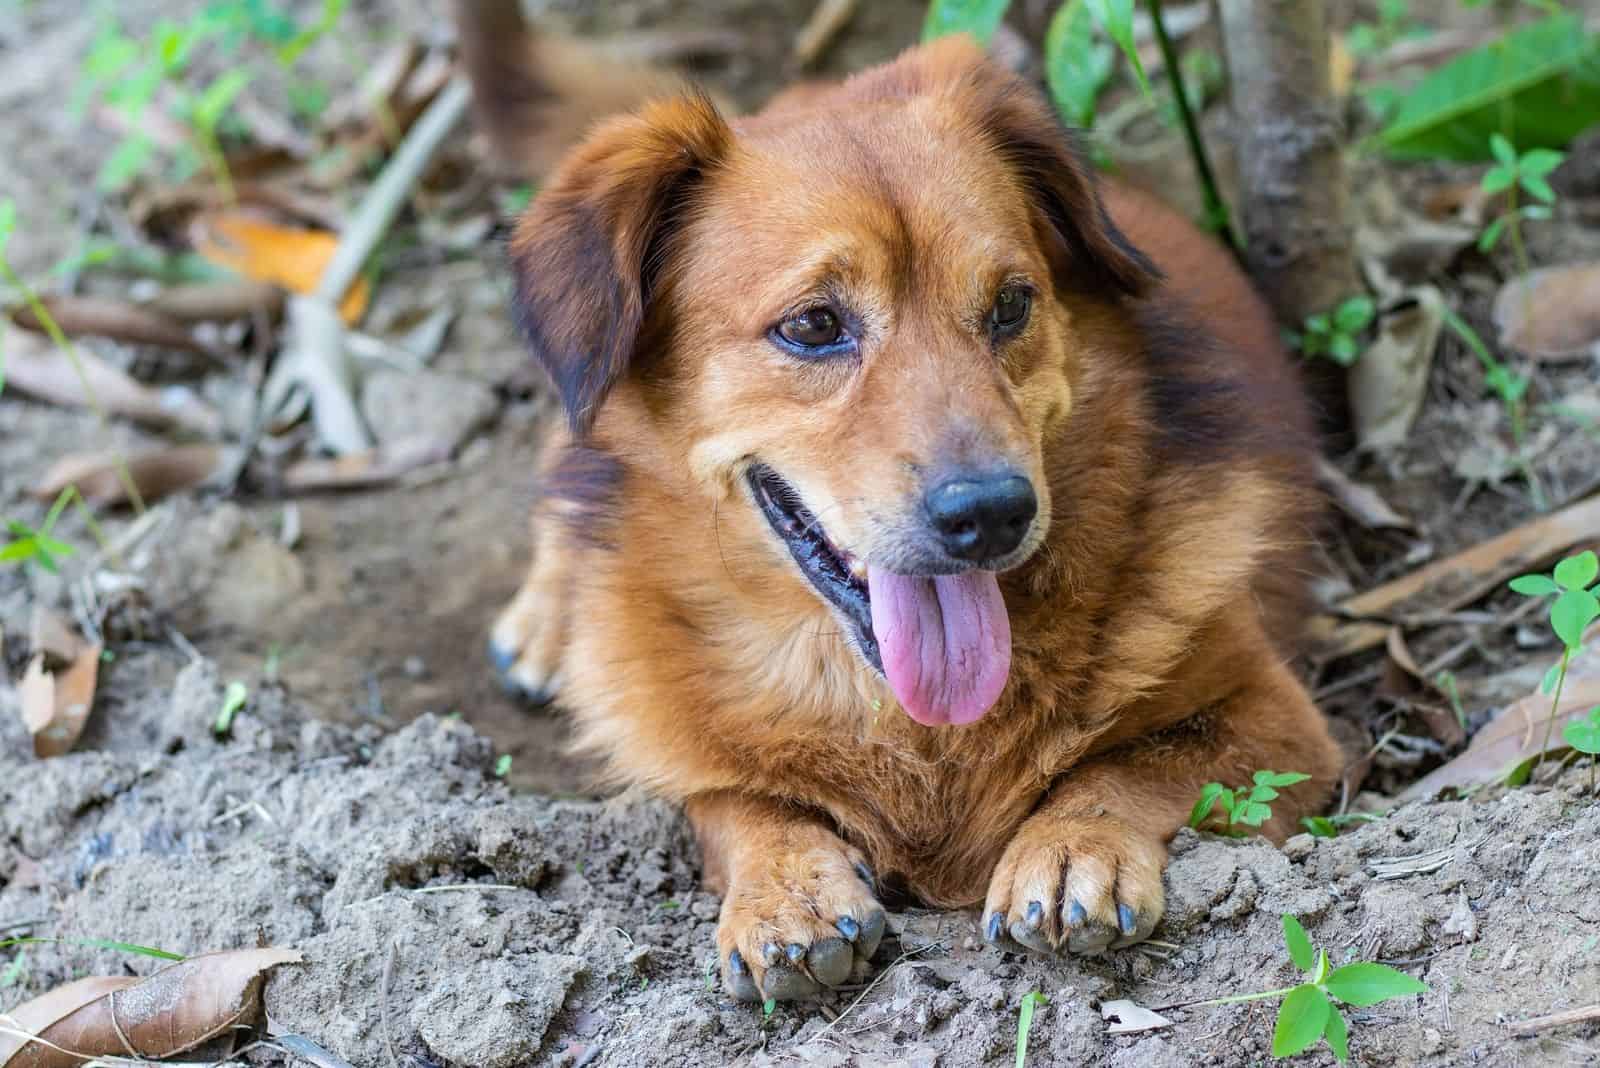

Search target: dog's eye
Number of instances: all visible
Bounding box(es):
[774,307,850,353]
[990,285,1031,334]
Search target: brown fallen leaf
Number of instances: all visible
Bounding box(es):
[192,212,370,324]
[1317,458,1414,531]
[32,446,237,509]
[11,296,229,363]
[280,435,454,492]
[17,642,100,759]
[1311,493,1600,659]
[1382,627,1466,748]
[27,607,81,666]
[1400,678,1600,800]
[1494,263,1600,360]
[3,328,223,438]
[0,947,302,1067]
[1348,289,1444,451]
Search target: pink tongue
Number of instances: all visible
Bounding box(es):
[867,566,1011,727]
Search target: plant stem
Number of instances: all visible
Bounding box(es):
[1538,646,1571,774]
[1145,0,1236,248]
[1181,985,1302,1009]
[0,259,146,515]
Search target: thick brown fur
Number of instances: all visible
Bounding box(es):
[464,0,1344,1002]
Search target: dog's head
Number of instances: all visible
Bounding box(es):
[508,37,1159,727]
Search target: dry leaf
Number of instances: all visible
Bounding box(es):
[1382,627,1466,748]
[27,608,81,665]
[11,296,229,363]
[1311,493,1600,659]
[1317,459,1414,531]
[16,643,100,759]
[281,435,454,492]
[1101,999,1172,1035]
[1494,263,1600,360]
[0,948,302,1067]
[1348,289,1444,450]
[192,212,370,324]
[32,446,237,508]
[2,329,222,437]
[1400,678,1600,800]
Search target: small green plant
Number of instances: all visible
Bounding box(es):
[214,681,249,737]
[1194,916,1426,1062]
[1290,296,1376,367]
[1015,990,1048,1068]
[1509,550,1600,778]
[1435,669,1467,730]
[0,950,25,989]
[494,754,514,779]
[1300,812,1385,839]
[1189,771,1312,836]
[1346,0,1431,58]
[1479,134,1563,271]
[1563,707,1600,794]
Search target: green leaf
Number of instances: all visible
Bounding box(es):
[1188,782,1225,828]
[0,537,39,565]
[1490,132,1518,165]
[1238,801,1273,826]
[1333,296,1376,334]
[1520,173,1556,203]
[922,0,1012,45]
[1216,787,1236,815]
[1324,1005,1351,1062]
[1562,711,1600,755]
[1251,785,1279,803]
[1282,915,1315,971]
[1543,659,1565,696]
[0,198,14,257]
[1327,333,1360,366]
[214,680,248,736]
[1305,313,1331,335]
[97,134,155,192]
[1273,984,1331,1057]
[193,70,252,133]
[1256,771,1313,788]
[1324,962,1428,1006]
[1480,165,1517,194]
[1045,0,1115,128]
[1376,16,1600,161]
[1554,551,1599,591]
[1520,147,1566,177]
[1302,816,1338,838]
[1551,588,1600,649]
[1510,574,1561,597]
[1015,990,1048,1068]
[278,0,348,65]
[1478,215,1509,252]
[1085,0,1148,93]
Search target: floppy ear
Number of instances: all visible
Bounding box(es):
[507,92,732,433]
[945,43,1160,298]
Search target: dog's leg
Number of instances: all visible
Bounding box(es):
[488,514,573,704]
[981,635,1342,957]
[688,792,887,1002]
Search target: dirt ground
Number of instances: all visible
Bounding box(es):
[5,0,1600,1065]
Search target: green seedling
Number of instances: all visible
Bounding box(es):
[1300,812,1385,839]
[214,681,249,737]
[0,936,184,962]
[1563,707,1600,795]
[1189,771,1311,836]
[494,754,513,778]
[1435,670,1468,730]
[1015,990,1048,1068]
[0,950,26,989]
[1347,0,1431,58]
[1479,134,1563,275]
[1291,296,1376,367]
[1194,915,1426,1062]
[1510,550,1600,777]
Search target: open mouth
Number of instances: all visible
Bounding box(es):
[746,464,882,673]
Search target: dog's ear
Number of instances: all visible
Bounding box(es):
[507,92,732,433]
[943,43,1160,299]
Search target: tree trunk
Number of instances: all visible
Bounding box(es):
[1215,0,1358,433]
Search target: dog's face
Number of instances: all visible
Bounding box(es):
[509,39,1156,726]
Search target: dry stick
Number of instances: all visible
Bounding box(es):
[1508,1004,1600,1038]
[793,0,859,70]
[804,940,946,1044]
[261,76,472,455]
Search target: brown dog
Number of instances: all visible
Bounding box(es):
[462,2,1344,1002]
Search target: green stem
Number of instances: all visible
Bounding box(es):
[0,258,146,515]
[1538,647,1571,774]
[1145,0,1235,248]
[1188,985,1302,1008]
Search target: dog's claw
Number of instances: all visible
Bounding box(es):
[1025,901,1043,929]
[854,861,876,888]
[984,912,1003,942]
[761,942,783,968]
[1067,900,1087,927]
[836,915,860,942]
[487,639,516,675]
[1118,904,1137,935]
[857,909,887,960]
[785,942,806,963]
[726,949,761,1002]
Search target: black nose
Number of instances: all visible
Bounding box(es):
[925,474,1037,562]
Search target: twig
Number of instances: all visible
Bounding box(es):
[804,939,945,1044]
[792,0,858,70]
[1508,1004,1600,1038]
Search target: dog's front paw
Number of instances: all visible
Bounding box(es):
[488,584,564,704]
[982,810,1166,956]
[716,832,886,1002]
